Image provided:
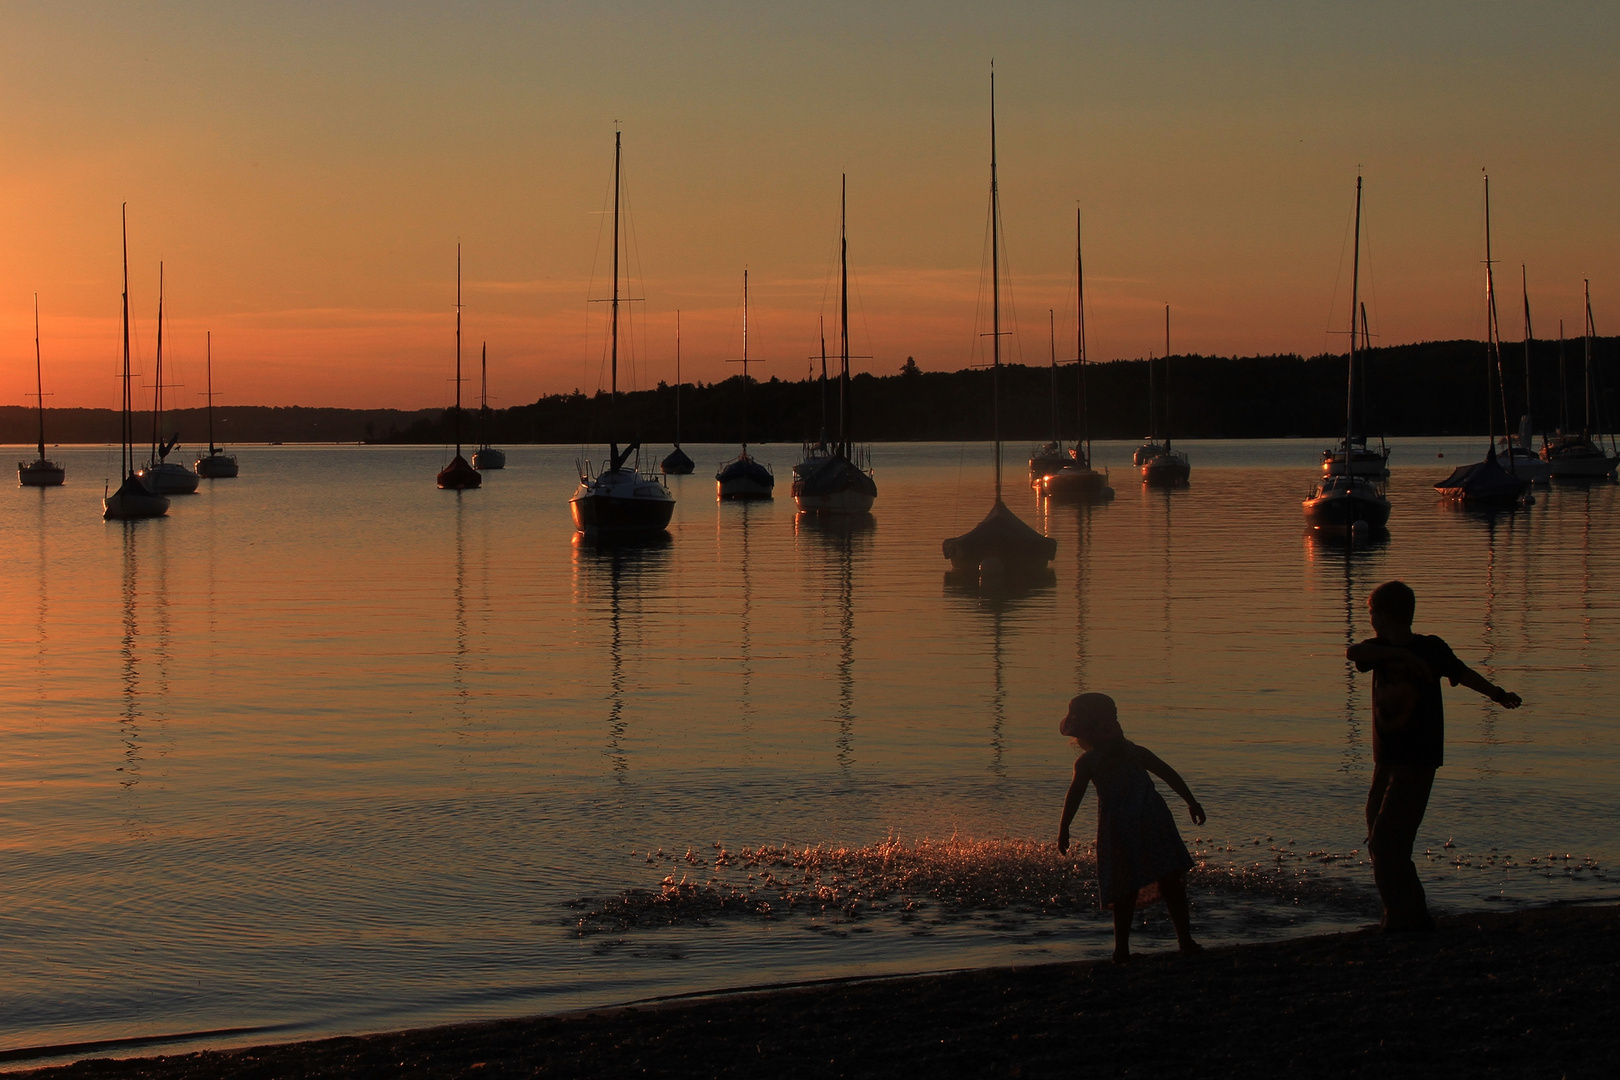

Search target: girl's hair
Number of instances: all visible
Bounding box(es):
[1060,693,1124,748]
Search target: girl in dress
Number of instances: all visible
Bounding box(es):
[1056,693,1206,963]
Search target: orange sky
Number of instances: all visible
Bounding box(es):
[2,3,1617,410]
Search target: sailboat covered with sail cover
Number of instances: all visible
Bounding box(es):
[661,311,694,474]
[195,331,238,477]
[792,175,876,514]
[942,68,1056,581]
[104,206,169,520]
[1038,208,1112,503]
[715,270,775,500]
[1540,282,1619,480]
[18,295,64,487]
[137,264,199,495]
[437,245,481,490]
[472,342,506,471]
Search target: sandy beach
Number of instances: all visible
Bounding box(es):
[15,903,1614,1079]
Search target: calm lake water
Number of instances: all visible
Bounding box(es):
[2,439,1617,1061]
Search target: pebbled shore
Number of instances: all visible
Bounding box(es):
[18,904,1617,1079]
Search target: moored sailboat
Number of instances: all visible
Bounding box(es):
[1494,267,1550,482]
[437,245,481,490]
[1305,175,1390,534]
[18,295,65,487]
[715,269,774,500]
[943,68,1056,581]
[1435,174,1532,508]
[136,265,200,495]
[194,331,239,478]
[1038,208,1112,503]
[792,175,877,514]
[570,129,676,534]
[660,311,694,474]
[1541,281,1619,480]
[1141,305,1190,486]
[104,206,169,520]
[472,342,506,471]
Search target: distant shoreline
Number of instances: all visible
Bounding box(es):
[18,903,1616,1078]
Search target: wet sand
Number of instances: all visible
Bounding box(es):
[19,904,1616,1079]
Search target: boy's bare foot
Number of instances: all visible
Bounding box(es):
[1179,941,1204,956]
[1111,949,1131,965]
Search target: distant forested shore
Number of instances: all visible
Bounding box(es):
[8,337,1616,446]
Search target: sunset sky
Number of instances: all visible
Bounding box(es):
[2,2,1617,411]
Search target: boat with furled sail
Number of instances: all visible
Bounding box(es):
[660,311,695,474]
[943,67,1056,582]
[104,206,170,520]
[1435,173,1532,508]
[18,295,65,487]
[1305,175,1390,535]
[1540,282,1619,480]
[792,175,877,514]
[570,129,676,534]
[1038,208,1112,503]
[1141,305,1190,486]
[437,245,481,490]
[715,270,775,500]
[194,331,239,478]
[136,265,199,495]
[472,342,506,471]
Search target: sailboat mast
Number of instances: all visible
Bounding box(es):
[1522,265,1534,444]
[1048,309,1058,441]
[1484,175,1510,461]
[1076,207,1089,462]
[151,263,164,463]
[1163,304,1171,451]
[1584,280,1593,437]
[610,130,621,461]
[34,294,45,461]
[1558,320,1568,434]
[206,330,216,453]
[839,173,850,457]
[675,310,682,447]
[817,315,827,450]
[455,244,463,456]
[989,67,1002,502]
[479,341,488,448]
[1347,175,1361,455]
[742,268,750,454]
[121,205,131,478]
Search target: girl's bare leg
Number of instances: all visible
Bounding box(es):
[1159,873,1201,954]
[1110,896,1135,963]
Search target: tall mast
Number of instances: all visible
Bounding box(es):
[1346,175,1361,458]
[742,268,750,454]
[455,243,463,457]
[1522,265,1534,445]
[989,66,1002,502]
[1584,279,1593,436]
[206,330,216,454]
[840,176,851,456]
[610,129,621,464]
[1484,174,1509,462]
[33,294,45,461]
[1048,308,1058,442]
[479,340,488,448]
[1163,303,1172,450]
[1359,302,1371,441]
[817,315,827,450]
[151,262,164,463]
[674,310,682,447]
[1558,319,1568,434]
[121,205,131,478]
[1076,207,1089,463]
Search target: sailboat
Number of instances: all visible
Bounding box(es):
[792,175,877,514]
[1541,281,1619,479]
[661,311,694,474]
[1026,310,1068,480]
[104,206,169,520]
[570,130,677,534]
[1038,208,1112,503]
[1494,266,1550,482]
[715,269,774,499]
[18,295,65,487]
[136,265,199,495]
[194,331,239,478]
[472,342,506,471]
[1321,305,1392,478]
[1435,174,1532,507]
[942,68,1056,581]
[1304,176,1390,534]
[1141,304,1190,485]
[436,245,481,490]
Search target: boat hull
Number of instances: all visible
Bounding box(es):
[1322,446,1391,478]
[103,475,169,519]
[196,453,239,478]
[661,446,695,475]
[472,447,506,471]
[437,454,482,489]
[943,499,1057,578]
[1142,452,1190,486]
[791,453,877,514]
[1303,483,1391,530]
[1494,448,1549,483]
[1038,466,1114,503]
[18,460,64,487]
[716,455,774,500]
[571,471,676,534]
[138,461,200,494]
[1435,457,1532,507]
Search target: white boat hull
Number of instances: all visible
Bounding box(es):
[571,467,675,533]
[196,453,239,478]
[18,460,65,487]
[139,461,200,494]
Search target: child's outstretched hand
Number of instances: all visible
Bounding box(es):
[1187,800,1206,826]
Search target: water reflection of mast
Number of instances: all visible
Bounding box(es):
[1073,503,1093,692]
[575,534,669,779]
[738,502,756,744]
[34,493,49,703]
[1339,549,1365,771]
[833,522,856,769]
[452,494,471,742]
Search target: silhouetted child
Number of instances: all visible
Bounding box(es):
[1347,580,1522,932]
[1056,693,1206,963]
